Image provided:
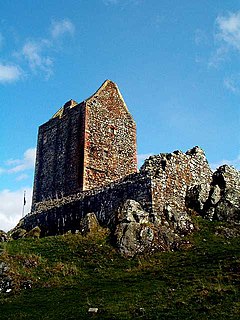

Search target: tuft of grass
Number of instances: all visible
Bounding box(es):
[0,218,240,319]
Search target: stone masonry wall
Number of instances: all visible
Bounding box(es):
[23,146,213,237]
[83,80,137,190]
[32,80,137,208]
[32,101,86,205]
[140,147,212,215]
[23,173,152,236]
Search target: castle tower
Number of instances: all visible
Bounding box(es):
[32,80,137,206]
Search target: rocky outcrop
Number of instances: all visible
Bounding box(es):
[11,147,240,256]
[203,165,240,223]
[114,199,194,257]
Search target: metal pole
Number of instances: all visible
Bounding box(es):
[22,190,26,218]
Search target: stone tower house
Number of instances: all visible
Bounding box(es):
[32,80,137,206]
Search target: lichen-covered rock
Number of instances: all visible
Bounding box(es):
[11,228,27,240]
[115,200,154,256]
[0,230,9,242]
[203,165,240,223]
[25,226,41,238]
[80,212,104,236]
[185,184,210,213]
[117,199,149,224]
[115,199,194,256]
[163,204,195,235]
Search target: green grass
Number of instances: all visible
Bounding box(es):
[0,218,240,319]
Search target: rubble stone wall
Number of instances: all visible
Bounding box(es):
[32,101,86,205]
[32,80,137,208]
[140,147,212,214]
[24,173,152,236]
[84,80,137,190]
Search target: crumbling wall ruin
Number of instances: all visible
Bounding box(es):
[140,146,212,216]
[21,146,213,237]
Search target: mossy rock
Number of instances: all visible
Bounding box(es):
[11,228,27,240]
[25,226,41,239]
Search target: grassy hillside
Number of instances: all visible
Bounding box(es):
[0,218,240,319]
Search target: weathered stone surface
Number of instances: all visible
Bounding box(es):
[115,199,194,256]
[0,230,8,242]
[25,226,41,238]
[140,146,212,216]
[11,228,27,240]
[79,212,103,235]
[164,205,195,235]
[215,226,240,239]
[32,80,137,206]
[203,165,240,223]
[185,184,210,212]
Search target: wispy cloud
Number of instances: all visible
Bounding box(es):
[21,40,53,78]
[7,148,36,173]
[0,63,22,83]
[1,18,75,83]
[223,74,240,94]
[209,11,240,68]
[50,19,75,38]
[0,148,36,180]
[195,29,208,46]
[0,187,32,232]
[216,11,240,51]
[210,154,240,171]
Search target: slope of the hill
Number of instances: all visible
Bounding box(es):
[0,218,240,320]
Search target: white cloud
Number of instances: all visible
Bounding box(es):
[208,11,240,68]
[50,19,75,38]
[21,41,53,78]
[7,148,36,173]
[210,154,240,171]
[138,153,153,167]
[17,18,75,79]
[0,63,22,83]
[223,75,240,94]
[216,11,240,50]
[16,174,29,181]
[0,187,32,232]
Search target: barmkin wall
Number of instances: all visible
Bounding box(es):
[24,147,212,237]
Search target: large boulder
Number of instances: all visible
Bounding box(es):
[79,212,106,236]
[203,165,240,223]
[115,200,192,256]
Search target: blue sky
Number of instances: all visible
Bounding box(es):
[0,0,239,231]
